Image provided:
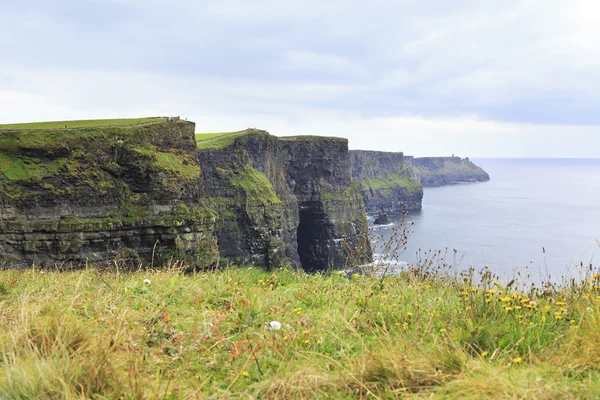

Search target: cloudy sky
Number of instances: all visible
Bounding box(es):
[1,0,599,157]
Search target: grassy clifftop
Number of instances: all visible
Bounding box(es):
[0,264,599,398]
[0,118,219,268]
[0,117,166,130]
[0,120,200,193]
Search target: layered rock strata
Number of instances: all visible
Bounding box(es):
[349,150,423,212]
[0,121,219,268]
[407,156,490,186]
[350,151,490,213]
[198,131,371,272]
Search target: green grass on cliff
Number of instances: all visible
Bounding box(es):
[195,132,235,141]
[1,264,600,399]
[359,174,422,194]
[0,117,166,131]
[196,130,262,150]
[217,164,281,205]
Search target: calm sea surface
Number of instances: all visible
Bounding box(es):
[369,158,600,281]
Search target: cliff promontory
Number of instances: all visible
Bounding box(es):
[350,151,490,213]
[349,150,423,212]
[198,131,371,272]
[0,119,219,268]
[0,120,372,272]
[407,156,490,186]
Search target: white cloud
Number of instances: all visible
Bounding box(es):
[1,0,599,156]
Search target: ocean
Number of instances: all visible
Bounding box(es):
[369,158,600,282]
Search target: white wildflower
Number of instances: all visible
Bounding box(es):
[143,279,151,285]
[269,321,282,331]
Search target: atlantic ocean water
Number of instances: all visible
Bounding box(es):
[369,158,600,281]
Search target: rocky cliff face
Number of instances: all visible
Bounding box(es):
[349,150,423,212]
[199,131,371,272]
[0,121,219,268]
[407,157,490,186]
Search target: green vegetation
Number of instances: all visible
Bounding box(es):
[279,135,347,143]
[132,145,201,181]
[358,174,422,193]
[0,117,166,130]
[0,121,201,202]
[195,132,235,141]
[0,154,74,182]
[196,131,263,150]
[1,263,600,398]
[217,164,281,205]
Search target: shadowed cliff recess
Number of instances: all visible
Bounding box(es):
[197,130,372,272]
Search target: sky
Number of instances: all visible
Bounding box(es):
[1,0,599,157]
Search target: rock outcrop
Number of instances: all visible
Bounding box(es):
[407,156,490,186]
[349,152,490,213]
[349,150,423,212]
[198,131,371,272]
[0,120,219,268]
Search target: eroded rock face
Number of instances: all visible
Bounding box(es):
[198,131,371,272]
[0,121,219,268]
[407,157,490,186]
[349,150,424,212]
[0,122,372,272]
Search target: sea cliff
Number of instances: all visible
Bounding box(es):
[198,130,371,272]
[0,120,219,268]
[350,151,489,213]
[0,121,371,272]
[349,150,423,212]
[407,156,490,186]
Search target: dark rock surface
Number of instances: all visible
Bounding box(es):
[199,131,371,272]
[374,211,389,225]
[407,156,490,186]
[0,121,219,268]
[349,150,423,212]
[349,151,490,213]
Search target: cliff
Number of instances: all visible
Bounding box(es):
[198,130,371,272]
[0,120,371,272]
[407,156,490,186]
[349,150,423,212]
[349,152,490,213]
[0,120,219,268]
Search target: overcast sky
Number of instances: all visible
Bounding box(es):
[1,0,599,157]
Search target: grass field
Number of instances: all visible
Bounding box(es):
[195,132,235,142]
[1,260,599,399]
[196,131,257,150]
[0,117,166,130]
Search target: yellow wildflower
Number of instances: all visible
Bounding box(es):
[242,371,250,377]
[513,357,522,364]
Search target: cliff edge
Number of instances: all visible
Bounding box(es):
[349,150,423,212]
[198,130,371,272]
[0,119,219,268]
[407,156,490,186]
